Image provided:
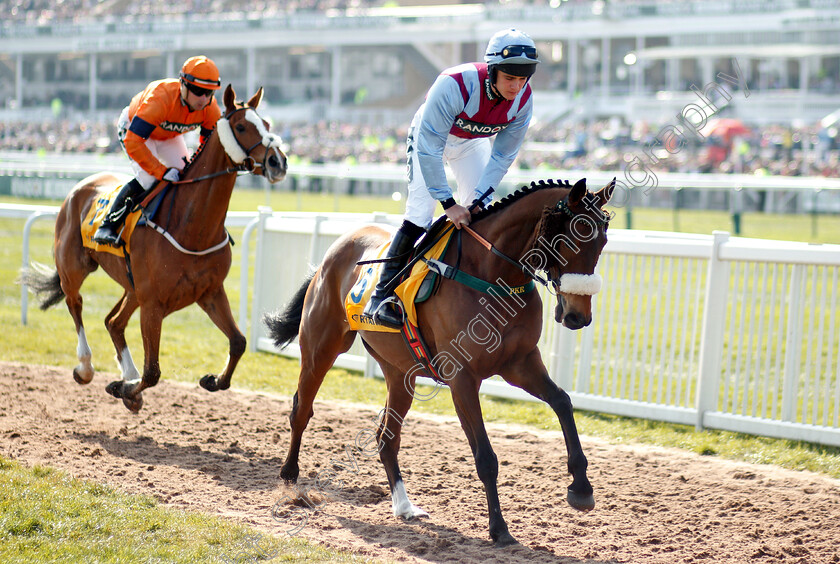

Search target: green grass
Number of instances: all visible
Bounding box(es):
[3,189,840,559]
[0,456,365,563]
[613,206,840,244]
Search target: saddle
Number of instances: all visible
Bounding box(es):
[81,184,168,257]
[345,228,454,333]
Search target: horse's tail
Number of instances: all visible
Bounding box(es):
[262,271,316,349]
[18,262,65,310]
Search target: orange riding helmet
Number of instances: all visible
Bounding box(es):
[179,56,221,90]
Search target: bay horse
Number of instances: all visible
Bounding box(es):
[264,177,614,546]
[20,85,286,413]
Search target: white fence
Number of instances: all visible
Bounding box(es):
[10,202,840,446]
[250,212,840,447]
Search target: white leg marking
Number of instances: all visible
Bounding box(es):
[117,347,141,384]
[74,327,95,383]
[391,479,429,520]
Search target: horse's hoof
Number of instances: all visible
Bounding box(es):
[394,501,429,520]
[105,380,124,399]
[199,374,219,392]
[280,465,299,484]
[73,367,93,385]
[122,394,143,413]
[567,488,595,512]
[493,532,518,547]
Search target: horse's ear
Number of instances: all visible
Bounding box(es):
[594,177,615,207]
[568,178,587,205]
[223,84,235,112]
[247,87,264,109]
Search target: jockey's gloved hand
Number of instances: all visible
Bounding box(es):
[163,168,181,182]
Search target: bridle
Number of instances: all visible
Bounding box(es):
[165,107,270,187]
[216,106,285,183]
[464,194,609,297]
[542,195,609,296]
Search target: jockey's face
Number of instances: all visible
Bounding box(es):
[181,82,214,112]
[494,70,528,101]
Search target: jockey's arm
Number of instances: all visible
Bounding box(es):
[416,74,466,203]
[199,100,222,146]
[123,117,169,180]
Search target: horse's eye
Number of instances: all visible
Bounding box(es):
[235,123,246,133]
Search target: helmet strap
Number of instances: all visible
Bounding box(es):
[178,79,188,105]
[485,71,503,101]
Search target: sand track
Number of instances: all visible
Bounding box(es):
[1,362,838,563]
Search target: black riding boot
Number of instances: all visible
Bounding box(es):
[363,221,425,329]
[92,178,144,247]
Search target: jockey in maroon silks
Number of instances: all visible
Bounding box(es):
[365,28,540,328]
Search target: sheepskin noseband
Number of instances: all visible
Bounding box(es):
[557,273,602,295]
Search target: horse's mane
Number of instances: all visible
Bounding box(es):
[472,178,573,223]
[181,126,214,177]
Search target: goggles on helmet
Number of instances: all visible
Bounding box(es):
[487,45,538,61]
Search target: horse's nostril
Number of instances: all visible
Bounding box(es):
[268,156,279,168]
[563,312,588,330]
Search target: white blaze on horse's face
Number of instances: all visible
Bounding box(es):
[244,109,283,151]
[244,109,286,183]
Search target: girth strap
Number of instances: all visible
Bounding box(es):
[400,319,442,383]
[422,258,536,296]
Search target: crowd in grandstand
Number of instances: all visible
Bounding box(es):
[0,0,346,23]
[0,119,119,154]
[2,116,837,178]
[1,0,594,24]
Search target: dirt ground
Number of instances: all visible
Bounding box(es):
[1,361,839,564]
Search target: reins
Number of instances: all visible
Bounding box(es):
[173,163,254,185]
[460,224,552,289]
[139,163,252,208]
[358,188,606,298]
[460,193,610,296]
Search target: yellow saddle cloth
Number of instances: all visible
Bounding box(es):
[345,229,453,332]
[80,184,144,257]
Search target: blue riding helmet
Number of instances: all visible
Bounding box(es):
[484,28,540,79]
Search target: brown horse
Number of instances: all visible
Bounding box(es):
[264,177,614,546]
[20,85,286,413]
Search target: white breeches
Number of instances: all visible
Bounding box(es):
[117,106,190,190]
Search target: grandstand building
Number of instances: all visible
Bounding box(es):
[1,0,839,126]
